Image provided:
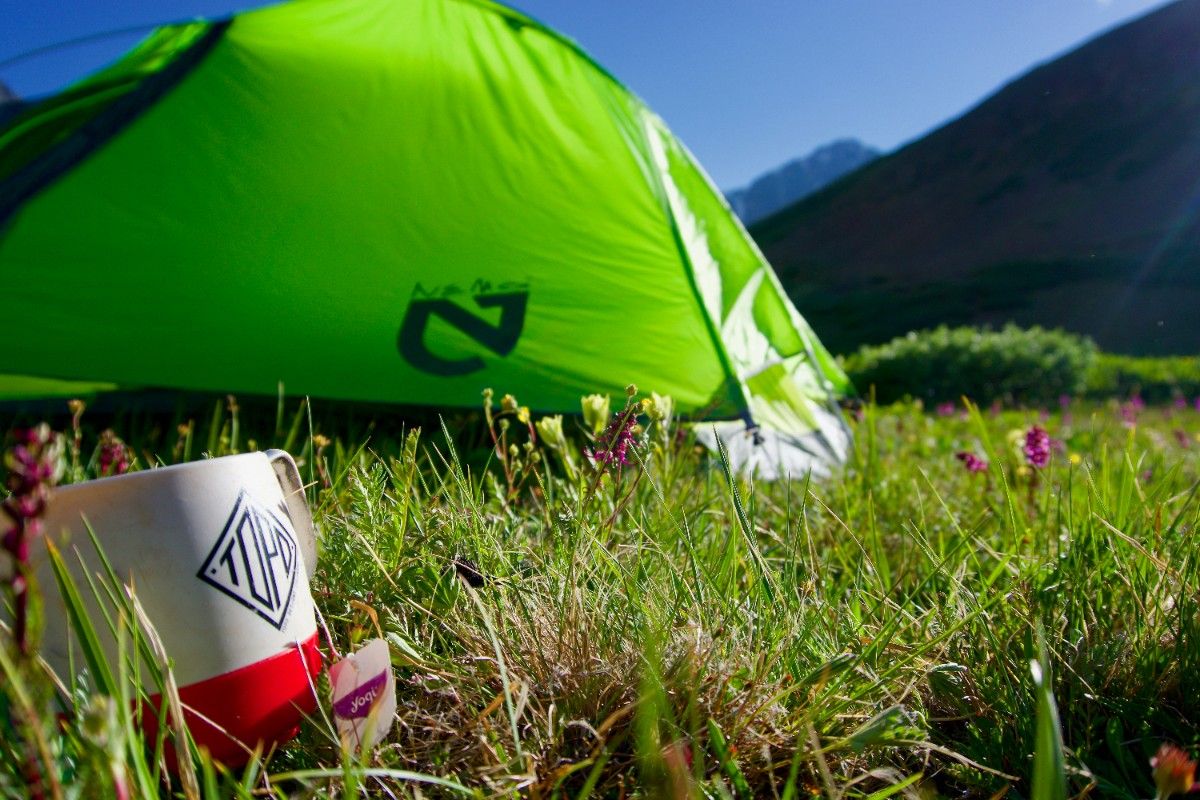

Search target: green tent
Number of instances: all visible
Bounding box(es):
[0,0,851,475]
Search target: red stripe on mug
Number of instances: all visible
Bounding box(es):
[141,632,323,767]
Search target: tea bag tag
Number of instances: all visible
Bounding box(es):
[329,638,396,750]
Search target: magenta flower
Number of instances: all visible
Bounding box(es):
[936,402,956,417]
[590,411,638,467]
[2,426,59,655]
[1117,394,1145,425]
[1024,425,1051,469]
[955,451,988,473]
[97,429,130,477]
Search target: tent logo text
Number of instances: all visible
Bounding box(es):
[197,491,299,630]
[398,280,529,375]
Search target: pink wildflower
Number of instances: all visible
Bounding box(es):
[1024,425,1051,469]
[97,429,130,477]
[2,426,59,655]
[591,412,638,467]
[955,451,988,473]
[936,402,956,417]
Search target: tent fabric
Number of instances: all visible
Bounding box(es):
[0,0,852,476]
[0,21,224,214]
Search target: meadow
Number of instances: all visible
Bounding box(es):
[1,388,1197,799]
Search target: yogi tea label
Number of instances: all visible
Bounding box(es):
[198,490,300,630]
[333,671,389,718]
[330,638,396,749]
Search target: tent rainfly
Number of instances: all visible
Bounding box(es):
[0,0,852,477]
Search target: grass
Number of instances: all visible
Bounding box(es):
[2,390,1198,798]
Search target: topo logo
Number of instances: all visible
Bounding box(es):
[197,490,299,630]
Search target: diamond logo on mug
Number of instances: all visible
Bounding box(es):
[197,490,300,630]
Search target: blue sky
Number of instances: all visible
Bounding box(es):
[1,0,1171,189]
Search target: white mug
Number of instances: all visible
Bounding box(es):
[32,450,322,765]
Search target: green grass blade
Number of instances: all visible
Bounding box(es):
[1030,628,1067,800]
[45,539,117,696]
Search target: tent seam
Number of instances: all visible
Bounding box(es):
[658,130,854,452]
[0,20,230,230]
[636,113,756,427]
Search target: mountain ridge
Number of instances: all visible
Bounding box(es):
[725,138,878,225]
[752,0,1200,355]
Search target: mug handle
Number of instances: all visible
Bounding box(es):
[266,449,318,580]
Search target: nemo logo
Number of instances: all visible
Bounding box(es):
[397,280,529,376]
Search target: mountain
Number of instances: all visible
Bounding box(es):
[0,83,19,127]
[752,0,1200,356]
[725,139,878,224]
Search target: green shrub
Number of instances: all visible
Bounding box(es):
[1086,353,1200,402]
[843,324,1097,405]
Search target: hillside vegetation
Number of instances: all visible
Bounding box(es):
[841,325,1200,406]
[752,0,1200,356]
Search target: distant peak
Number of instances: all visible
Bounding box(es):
[725,138,880,225]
